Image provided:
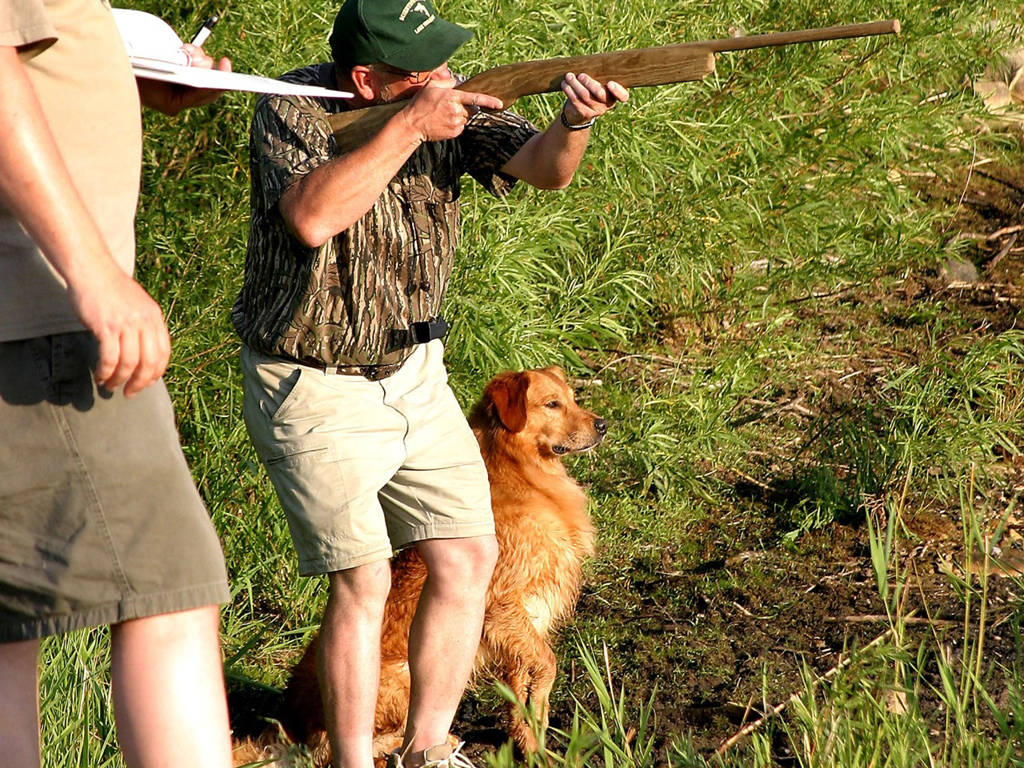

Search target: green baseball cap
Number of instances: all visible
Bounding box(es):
[329,0,473,73]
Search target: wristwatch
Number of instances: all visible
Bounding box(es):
[560,102,596,131]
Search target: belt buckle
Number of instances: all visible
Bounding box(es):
[409,323,428,345]
[409,316,449,344]
[385,316,449,354]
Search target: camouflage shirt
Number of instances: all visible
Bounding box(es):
[232,63,538,375]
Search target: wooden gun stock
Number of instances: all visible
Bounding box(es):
[327,19,900,153]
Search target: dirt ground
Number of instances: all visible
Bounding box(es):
[447,157,1024,764]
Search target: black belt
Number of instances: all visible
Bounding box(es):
[280,356,404,380]
[273,316,449,381]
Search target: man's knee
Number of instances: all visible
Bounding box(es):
[471,535,499,580]
[418,535,498,593]
[326,560,392,614]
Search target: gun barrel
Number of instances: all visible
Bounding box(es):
[703,19,900,54]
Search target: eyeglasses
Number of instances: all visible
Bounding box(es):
[372,62,431,84]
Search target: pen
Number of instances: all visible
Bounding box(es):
[189,15,219,47]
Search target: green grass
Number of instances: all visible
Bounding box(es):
[36,0,1024,764]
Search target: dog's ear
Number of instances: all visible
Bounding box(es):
[485,372,530,433]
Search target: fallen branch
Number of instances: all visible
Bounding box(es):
[715,618,907,754]
[824,614,956,627]
[727,395,816,428]
[986,231,1018,271]
[987,223,1024,241]
[946,224,1023,250]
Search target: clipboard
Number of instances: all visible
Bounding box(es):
[113,9,353,99]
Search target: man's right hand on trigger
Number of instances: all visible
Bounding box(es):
[66,262,171,398]
[402,80,503,143]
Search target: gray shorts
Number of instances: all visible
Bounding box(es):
[0,332,230,642]
[241,340,495,576]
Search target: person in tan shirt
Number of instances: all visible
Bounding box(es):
[0,2,235,766]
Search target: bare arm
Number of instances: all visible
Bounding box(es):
[0,45,169,396]
[501,72,628,189]
[137,42,232,116]
[279,79,503,248]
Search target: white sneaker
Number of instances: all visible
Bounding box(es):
[386,741,475,768]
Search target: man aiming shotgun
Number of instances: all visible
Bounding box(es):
[232,2,898,766]
[235,1,626,765]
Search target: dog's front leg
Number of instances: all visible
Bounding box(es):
[483,613,558,754]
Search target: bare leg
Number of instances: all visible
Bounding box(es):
[109,605,232,768]
[403,535,498,759]
[321,560,392,768]
[0,639,42,768]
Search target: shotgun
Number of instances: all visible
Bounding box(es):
[327,19,900,153]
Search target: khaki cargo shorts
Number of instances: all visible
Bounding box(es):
[241,340,494,576]
[0,332,230,642]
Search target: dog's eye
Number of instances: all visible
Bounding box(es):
[544,400,561,409]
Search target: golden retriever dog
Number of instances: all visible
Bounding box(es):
[236,367,606,766]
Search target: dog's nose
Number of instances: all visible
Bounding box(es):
[594,418,608,435]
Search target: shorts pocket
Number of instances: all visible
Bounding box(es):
[270,366,307,423]
[264,441,331,466]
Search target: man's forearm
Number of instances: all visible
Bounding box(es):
[0,46,117,286]
[135,43,233,116]
[500,115,592,190]
[0,45,171,397]
[500,72,626,189]
[278,107,426,248]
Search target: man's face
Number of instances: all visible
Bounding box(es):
[370,62,453,103]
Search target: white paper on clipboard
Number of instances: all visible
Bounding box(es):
[112,9,352,99]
